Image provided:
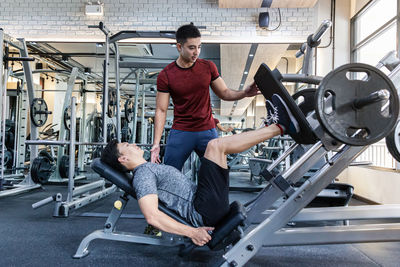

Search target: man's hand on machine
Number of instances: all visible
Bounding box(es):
[150,144,161,163]
[244,81,260,97]
[190,226,214,246]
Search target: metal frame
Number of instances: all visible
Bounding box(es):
[218,50,400,267]
[73,194,185,259]
[29,96,116,216]
[0,32,41,197]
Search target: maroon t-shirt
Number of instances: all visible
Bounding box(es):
[213,118,220,127]
[157,59,220,131]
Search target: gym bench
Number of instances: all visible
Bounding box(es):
[73,158,246,259]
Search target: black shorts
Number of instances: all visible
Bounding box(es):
[193,157,230,226]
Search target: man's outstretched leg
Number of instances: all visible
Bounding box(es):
[194,94,301,226]
[204,94,300,169]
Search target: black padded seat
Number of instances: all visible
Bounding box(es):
[254,63,318,144]
[91,158,247,250]
[207,201,246,250]
[91,158,188,225]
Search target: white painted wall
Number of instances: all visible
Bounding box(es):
[0,0,316,42]
[337,166,400,204]
[314,0,351,77]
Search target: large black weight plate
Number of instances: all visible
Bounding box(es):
[292,88,316,117]
[63,106,71,130]
[107,123,116,142]
[107,89,117,118]
[2,150,13,168]
[121,126,132,142]
[386,120,400,162]
[59,154,70,178]
[315,63,399,146]
[31,151,55,184]
[124,98,134,123]
[30,98,49,127]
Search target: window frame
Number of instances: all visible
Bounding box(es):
[350,0,400,63]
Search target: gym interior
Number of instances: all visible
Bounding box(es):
[1,0,400,266]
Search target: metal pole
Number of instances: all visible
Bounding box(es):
[78,80,87,171]
[0,32,6,183]
[53,67,78,182]
[132,69,141,142]
[18,38,38,162]
[67,97,77,203]
[114,43,121,142]
[102,34,110,143]
[141,83,146,144]
[1,69,11,180]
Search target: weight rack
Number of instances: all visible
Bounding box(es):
[0,30,41,197]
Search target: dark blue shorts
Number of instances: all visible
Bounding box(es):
[164,128,218,171]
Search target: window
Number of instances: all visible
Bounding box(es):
[351,0,399,168]
[351,0,399,64]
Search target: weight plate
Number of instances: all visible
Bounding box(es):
[121,126,132,142]
[30,98,49,127]
[59,154,70,178]
[92,146,103,159]
[2,150,13,168]
[107,123,116,142]
[31,155,55,184]
[107,90,117,118]
[124,98,134,123]
[386,120,400,162]
[63,106,71,130]
[38,149,54,162]
[292,88,316,117]
[315,63,399,146]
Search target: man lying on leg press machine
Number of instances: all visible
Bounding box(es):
[100,94,300,247]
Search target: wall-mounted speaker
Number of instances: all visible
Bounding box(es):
[259,12,270,28]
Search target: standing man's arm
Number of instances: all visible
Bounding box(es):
[211,77,259,101]
[151,92,170,163]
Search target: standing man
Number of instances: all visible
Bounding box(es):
[151,23,259,170]
[214,117,234,133]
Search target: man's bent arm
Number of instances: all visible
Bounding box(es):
[138,194,213,246]
[153,92,170,146]
[211,77,259,101]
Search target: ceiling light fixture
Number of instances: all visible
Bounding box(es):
[85,1,104,16]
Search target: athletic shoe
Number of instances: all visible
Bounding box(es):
[271,94,300,136]
[144,224,162,237]
[265,100,278,126]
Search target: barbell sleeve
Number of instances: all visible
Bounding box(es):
[310,19,332,44]
[353,89,390,109]
[32,193,62,209]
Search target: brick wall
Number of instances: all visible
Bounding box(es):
[0,0,317,41]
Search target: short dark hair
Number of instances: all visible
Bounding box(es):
[176,24,201,44]
[101,139,128,173]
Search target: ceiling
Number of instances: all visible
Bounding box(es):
[24,41,300,118]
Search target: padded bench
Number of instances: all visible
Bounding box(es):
[73,158,247,259]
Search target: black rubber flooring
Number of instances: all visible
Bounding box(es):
[1,173,400,267]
